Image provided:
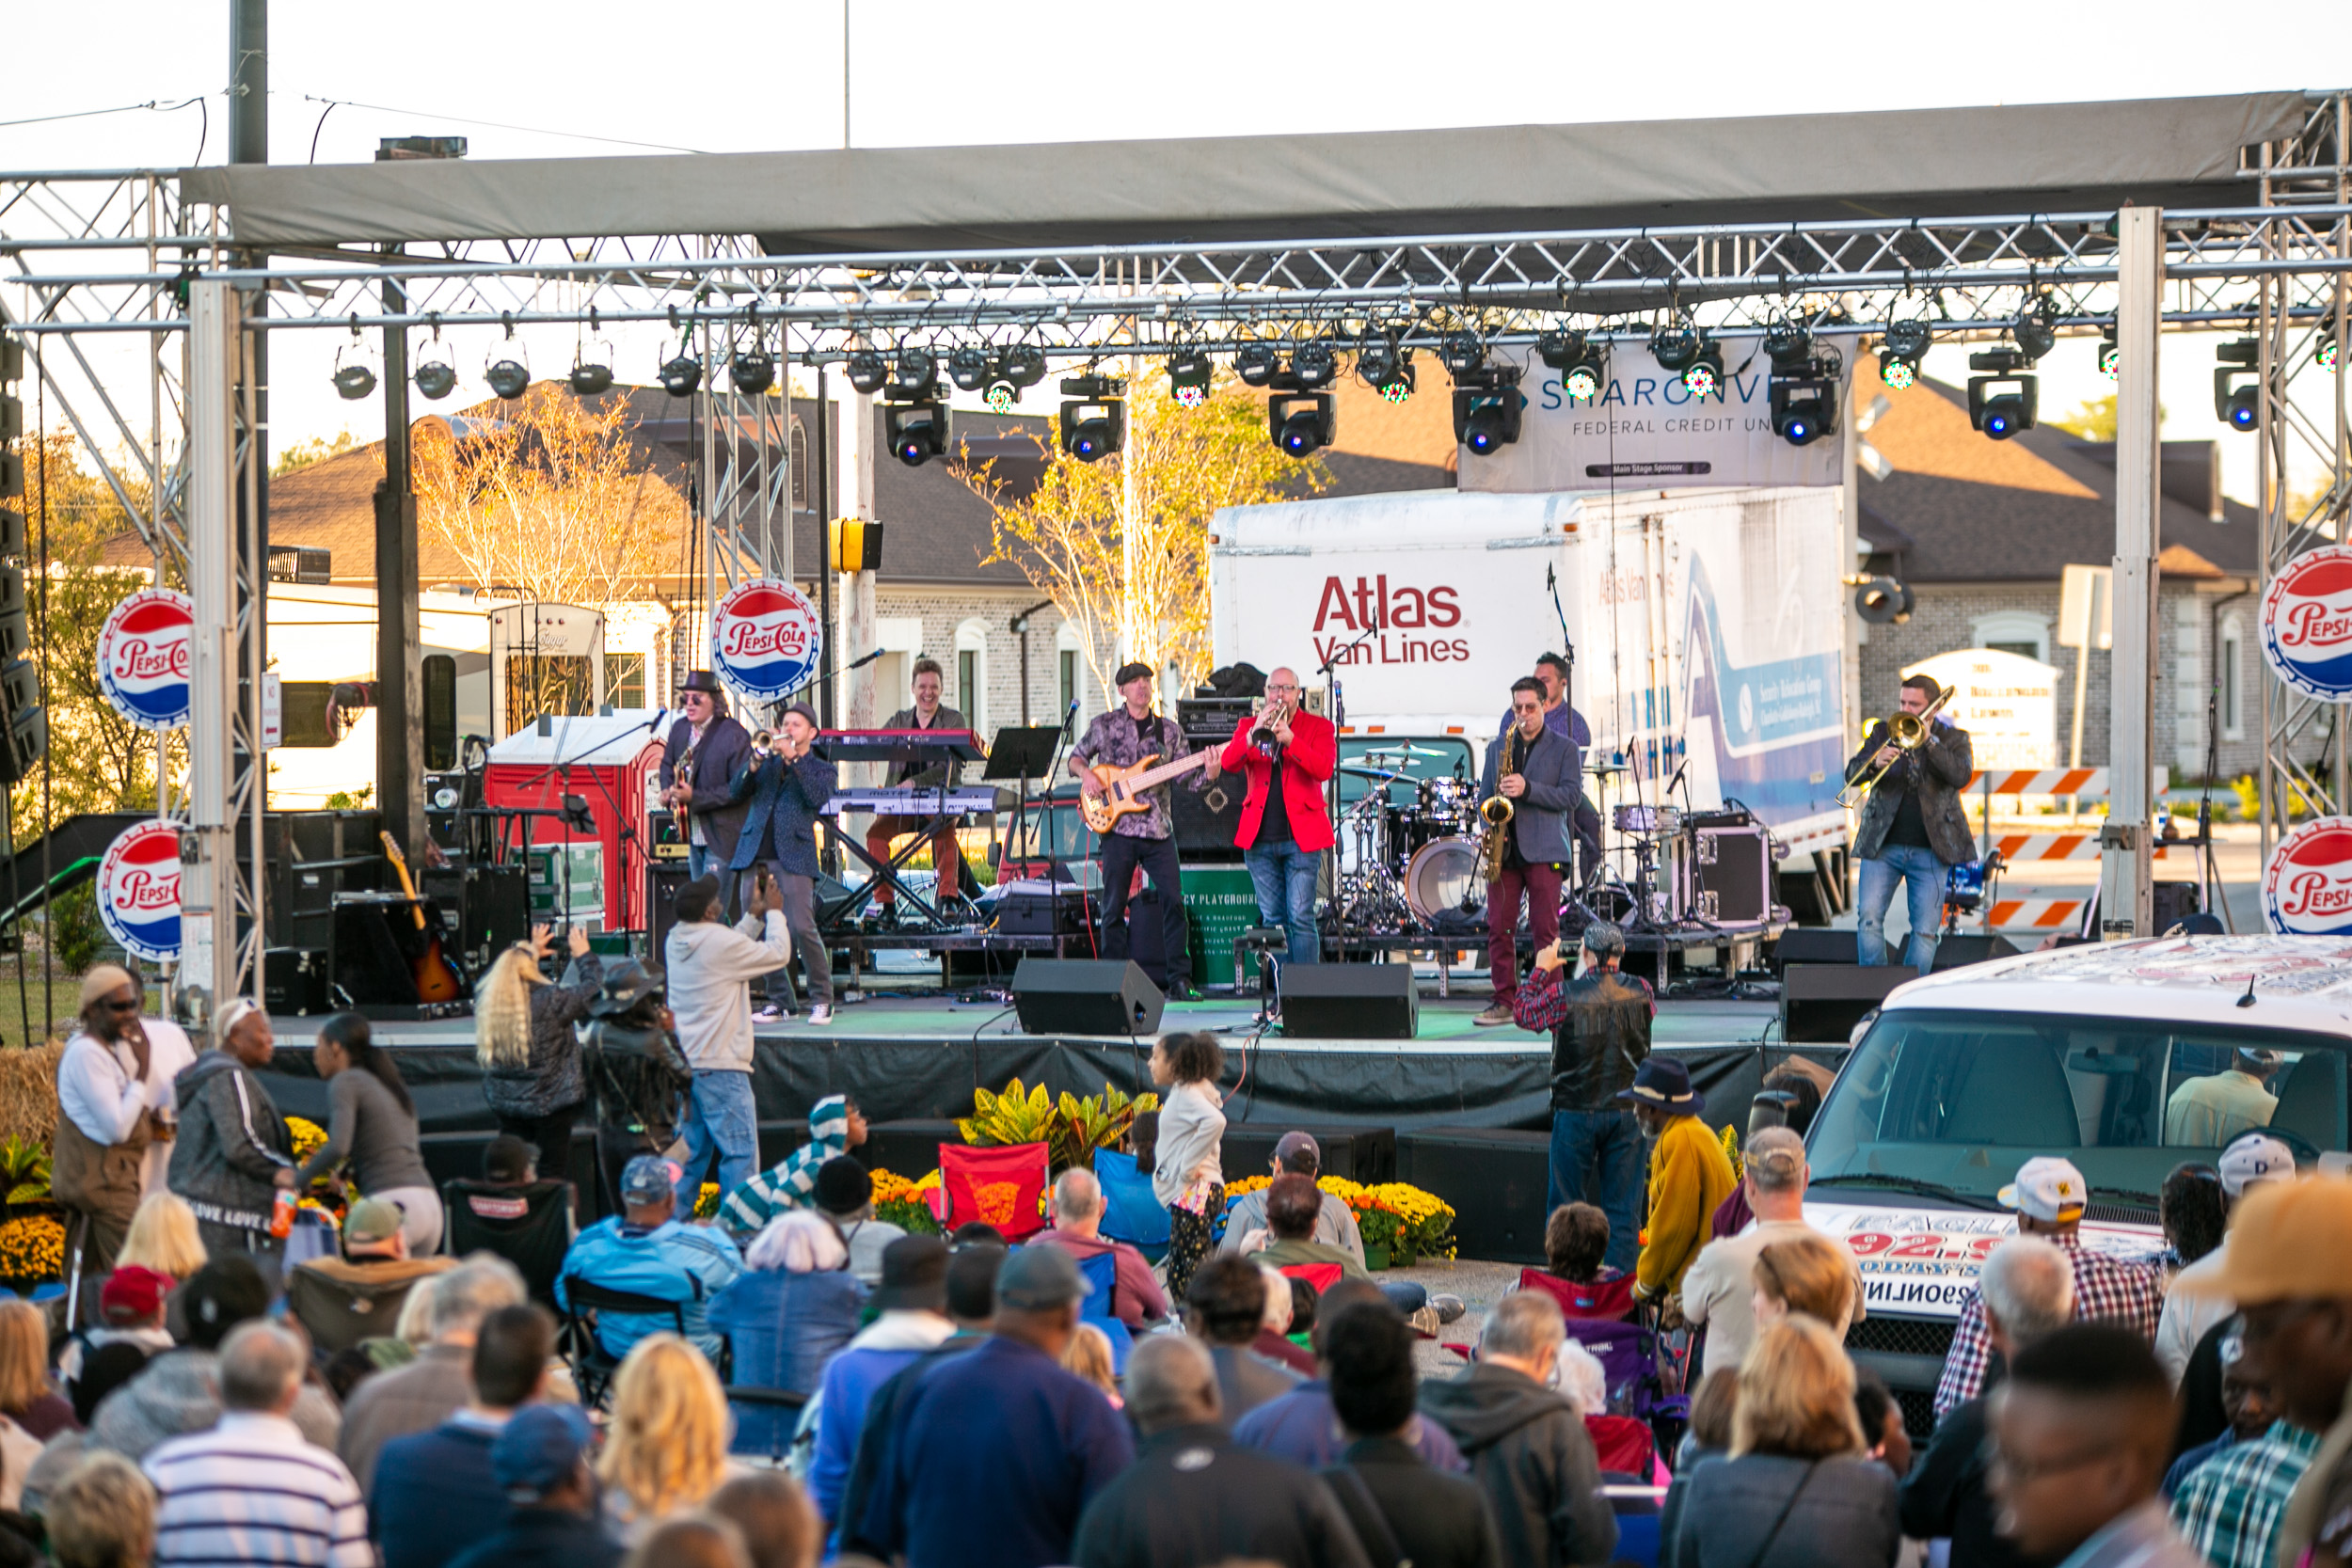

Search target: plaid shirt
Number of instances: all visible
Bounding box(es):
[1511,962,1656,1032]
[1932,1228,2167,1417]
[2170,1420,2323,1568]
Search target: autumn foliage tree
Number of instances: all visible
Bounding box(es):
[956,375,1328,702]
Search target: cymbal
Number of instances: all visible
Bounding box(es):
[1359,744,1449,759]
[1587,762,1628,776]
[1340,765,1404,782]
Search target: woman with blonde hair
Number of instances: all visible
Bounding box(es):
[476,922,602,1181]
[601,1332,736,1539]
[1750,1232,1859,1335]
[0,1298,71,1441]
[117,1191,206,1281]
[1661,1317,1899,1568]
[1062,1323,1122,1409]
[44,1449,155,1568]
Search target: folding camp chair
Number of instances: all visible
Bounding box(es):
[1073,1250,1134,1374]
[1277,1262,1344,1295]
[561,1278,690,1407]
[443,1178,577,1306]
[1518,1266,1637,1322]
[932,1141,1052,1241]
[1094,1149,1168,1260]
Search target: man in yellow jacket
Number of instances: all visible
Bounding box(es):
[1618,1057,1738,1307]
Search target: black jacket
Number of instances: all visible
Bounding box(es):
[661,713,754,863]
[1546,970,1654,1113]
[1419,1363,1618,1567]
[1073,1422,1372,1568]
[1327,1434,1504,1568]
[1901,1395,2058,1568]
[1845,717,1974,864]
[1663,1453,1899,1568]
[167,1051,294,1233]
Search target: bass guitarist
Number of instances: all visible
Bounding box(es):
[1070,661,1221,998]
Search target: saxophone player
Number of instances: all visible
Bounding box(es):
[1475,678,1584,1028]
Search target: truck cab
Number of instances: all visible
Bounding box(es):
[1804,934,2352,1433]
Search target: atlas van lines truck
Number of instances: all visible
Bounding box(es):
[1207,484,1854,896]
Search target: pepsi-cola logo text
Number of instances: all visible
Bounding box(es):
[2262,548,2352,702]
[95,820,183,962]
[95,590,196,730]
[2264,818,2352,937]
[708,580,823,703]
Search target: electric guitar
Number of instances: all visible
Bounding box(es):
[378,832,465,1004]
[1080,751,1216,834]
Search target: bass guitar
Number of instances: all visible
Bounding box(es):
[1080,750,1216,835]
[378,832,465,1004]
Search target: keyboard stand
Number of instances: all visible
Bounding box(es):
[818,785,964,941]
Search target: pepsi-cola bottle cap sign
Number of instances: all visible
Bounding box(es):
[95,588,195,731]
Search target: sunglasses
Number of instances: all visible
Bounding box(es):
[103,997,140,1013]
[678,691,710,704]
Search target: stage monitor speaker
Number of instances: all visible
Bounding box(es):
[263,947,329,1016]
[2153,879,2202,933]
[462,863,531,972]
[1173,770,1248,858]
[1398,1128,1551,1264]
[1010,958,1165,1037]
[1931,933,2023,972]
[1222,1124,1397,1184]
[1279,962,1418,1039]
[645,861,691,963]
[1780,963,1915,1042]
[1771,927,1858,974]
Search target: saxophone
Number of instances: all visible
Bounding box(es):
[1478,724,1524,883]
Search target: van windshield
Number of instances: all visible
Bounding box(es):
[1808,1007,2351,1210]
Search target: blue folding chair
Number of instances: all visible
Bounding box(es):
[1073,1248,1134,1374]
[1094,1149,1169,1261]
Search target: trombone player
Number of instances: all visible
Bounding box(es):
[1475,678,1583,1027]
[1846,673,1975,972]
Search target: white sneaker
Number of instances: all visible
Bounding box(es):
[807,1004,834,1025]
[753,1004,786,1023]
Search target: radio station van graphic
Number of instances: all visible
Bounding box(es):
[95,589,195,730]
[708,579,822,703]
[95,820,183,962]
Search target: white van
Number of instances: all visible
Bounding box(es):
[1804,934,2352,1432]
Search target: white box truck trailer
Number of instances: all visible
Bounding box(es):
[1208,485,1851,859]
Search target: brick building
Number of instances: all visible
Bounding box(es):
[1854,360,2259,784]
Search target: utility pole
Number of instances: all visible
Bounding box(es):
[2101,207,2163,939]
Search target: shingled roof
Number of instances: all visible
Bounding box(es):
[1859,355,2258,584]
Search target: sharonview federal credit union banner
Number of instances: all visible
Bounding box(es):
[1458,339,1854,493]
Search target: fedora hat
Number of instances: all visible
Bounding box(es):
[1615,1056,1705,1116]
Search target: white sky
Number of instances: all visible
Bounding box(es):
[4,2,2344,497]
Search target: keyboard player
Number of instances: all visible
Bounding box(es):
[865,657,971,915]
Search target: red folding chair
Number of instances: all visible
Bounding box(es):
[931,1142,1052,1241]
[1586,1412,1659,1479]
[1277,1262,1344,1295]
[1518,1266,1637,1322]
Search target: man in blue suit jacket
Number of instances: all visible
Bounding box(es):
[728,701,838,1024]
[1476,677,1583,1027]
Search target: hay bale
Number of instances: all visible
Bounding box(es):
[0,1042,62,1151]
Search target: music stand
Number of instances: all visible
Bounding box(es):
[987,725,1068,880]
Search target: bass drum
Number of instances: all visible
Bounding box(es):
[1405,837,1486,924]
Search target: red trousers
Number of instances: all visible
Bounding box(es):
[1487,860,1565,1005]
[866,816,961,903]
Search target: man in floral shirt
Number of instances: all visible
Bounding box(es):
[1069,662,1219,998]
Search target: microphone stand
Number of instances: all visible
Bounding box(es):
[1317,615,1382,837]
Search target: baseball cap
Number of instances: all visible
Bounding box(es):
[814,1156,873,1215]
[620,1154,675,1207]
[342,1197,405,1247]
[493,1403,596,1502]
[2177,1176,2352,1304]
[1744,1126,1804,1184]
[872,1235,949,1313]
[100,1265,172,1324]
[2219,1132,2297,1197]
[996,1243,1091,1310]
[1998,1156,2088,1224]
[1273,1132,1321,1171]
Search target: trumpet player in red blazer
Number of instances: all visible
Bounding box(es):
[1218,668,1337,972]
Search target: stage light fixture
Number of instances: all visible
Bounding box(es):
[1451,366,1523,456]
[569,358,614,397]
[1680,340,1724,400]
[730,348,776,397]
[1966,346,2039,440]
[330,322,377,401]
[1290,341,1338,390]
[846,351,891,395]
[1539,330,1607,403]
[485,356,530,401]
[1058,373,1126,463]
[414,356,457,401]
[1770,376,1837,446]
[658,353,703,398]
[999,346,1048,388]
[1166,349,1214,407]
[1233,343,1280,388]
[1762,319,1814,374]
[888,347,937,402]
[1879,320,1931,389]
[1440,333,1486,379]
[2323,338,2342,372]
[2097,327,2120,382]
[1268,392,1335,457]
[2014,309,2057,362]
[1357,339,1415,403]
[885,400,948,467]
[984,381,1019,413]
[2214,338,2260,431]
[948,347,994,393]
[1650,324,1699,372]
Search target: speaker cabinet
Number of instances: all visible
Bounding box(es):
[1398,1128,1551,1264]
[1010,958,1166,1037]
[1221,1124,1396,1184]
[645,861,692,964]
[1779,963,1915,1042]
[1930,933,2023,972]
[1279,962,1418,1039]
[1771,927,1859,974]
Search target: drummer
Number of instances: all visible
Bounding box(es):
[1218,668,1336,972]
[1530,652,1604,887]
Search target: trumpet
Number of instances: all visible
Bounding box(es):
[1249,693,1293,757]
[1838,683,1955,809]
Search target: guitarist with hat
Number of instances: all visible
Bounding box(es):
[1070,662,1221,999]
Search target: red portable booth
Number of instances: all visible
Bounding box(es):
[480,712,669,933]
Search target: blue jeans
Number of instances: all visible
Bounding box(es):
[1857,845,1946,971]
[1377,1281,1427,1314]
[675,1070,758,1214]
[1549,1108,1645,1275]
[1242,839,1321,967]
[688,843,712,880]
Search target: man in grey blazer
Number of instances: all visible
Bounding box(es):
[1476,677,1582,1027]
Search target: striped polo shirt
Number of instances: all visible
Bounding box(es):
[146,1410,374,1567]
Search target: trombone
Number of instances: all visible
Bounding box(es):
[1837,683,1955,809]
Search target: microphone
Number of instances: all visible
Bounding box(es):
[1062,698,1079,740]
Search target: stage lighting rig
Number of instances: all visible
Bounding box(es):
[1166,348,1214,407]
[1269,392,1335,457]
[948,347,993,393]
[845,350,891,395]
[1289,341,1338,389]
[2214,338,2260,431]
[887,347,937,402]
[1059,373,1126,463]
[2097,326,2120,382]
[1539,330,1607,403]
[1357,338,1415,403]
[1966,345,2038,440]
[986,345,1049,412]
[1232,343,1280,388]
[1452,365,1523,457]
[1879,320,1930,390]
[658,352,703,398]
[730,347,775,397]
[1651,324,1723,399]
[885,400,948,467]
